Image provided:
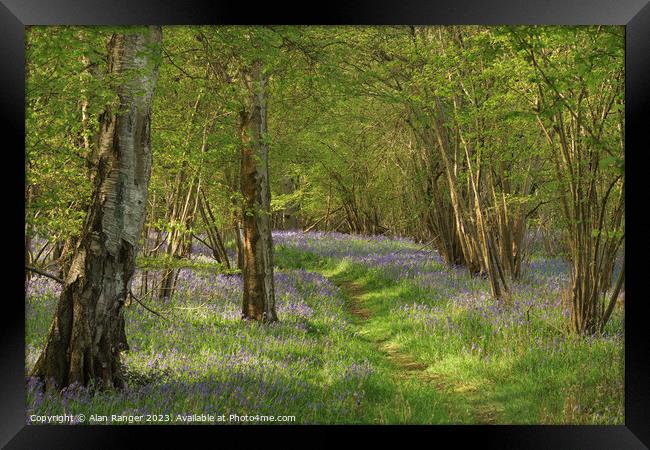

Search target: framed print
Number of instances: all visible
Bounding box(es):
[2,0,648,447]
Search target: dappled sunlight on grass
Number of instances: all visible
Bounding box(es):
[276,231,624,424]
[25,230,623,424]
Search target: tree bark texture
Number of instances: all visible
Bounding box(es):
[31,26,162,389]
[240,60,277,322]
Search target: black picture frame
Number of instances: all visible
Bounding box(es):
[2,0,648,447]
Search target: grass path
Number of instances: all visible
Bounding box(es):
[26,233,623,424]
[331,272,504,424]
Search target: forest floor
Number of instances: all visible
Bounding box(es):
[25,231,624,424]
[332,274,504,424]
[272,231,624,424]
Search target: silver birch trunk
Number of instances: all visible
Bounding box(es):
[31,26,162,389]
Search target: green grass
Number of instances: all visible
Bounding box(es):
[25,238,623,424]
[275,247,625,424]
[26,269,454,424]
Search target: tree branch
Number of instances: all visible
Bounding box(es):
[25,265,63,284]
[128,289,169,321]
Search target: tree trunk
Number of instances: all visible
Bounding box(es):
[31,26,162,390]
[156,93,206,301]
[25,185,34,282]
[280,175,299,230]
[233,217,245,272]
[198,190,231,268]
[240,60,277,322]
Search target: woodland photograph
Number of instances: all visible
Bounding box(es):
[25,25,625,425]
